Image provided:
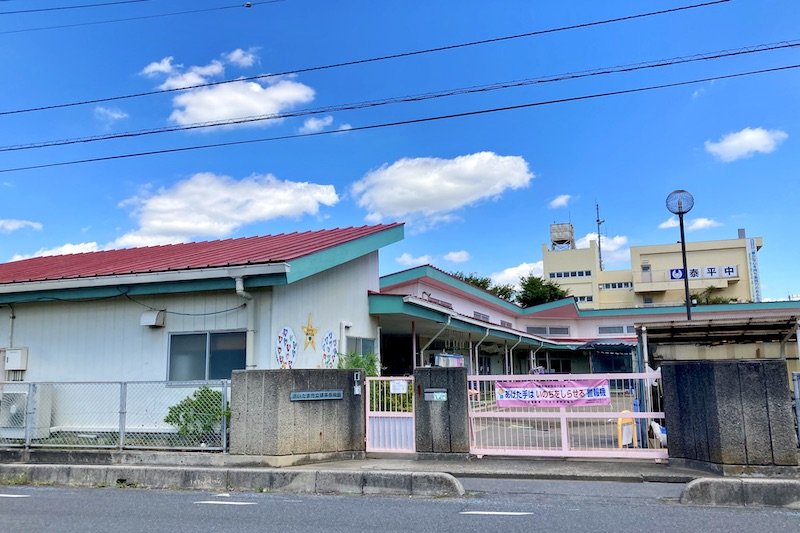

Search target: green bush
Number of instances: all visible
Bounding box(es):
[337,351,380,377]
[164,386,228,438]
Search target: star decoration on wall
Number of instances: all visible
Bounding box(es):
[302,314,318,350]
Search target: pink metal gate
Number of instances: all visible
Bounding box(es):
[467,371,667,460]
[365,377,415,453]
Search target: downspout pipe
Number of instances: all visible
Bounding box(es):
[531,343,543,371]
[418,316,451,367]
[509,336,522,375]
[474,328,489,373]
[235,278,256,369]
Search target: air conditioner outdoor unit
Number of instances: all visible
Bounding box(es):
[0,385,52,440]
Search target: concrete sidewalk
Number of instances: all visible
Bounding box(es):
[2,450,800,507]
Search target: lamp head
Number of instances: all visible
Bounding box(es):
[666,189,694,215]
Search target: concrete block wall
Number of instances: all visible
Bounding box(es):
[662,360,798,467]
[229,369,365,456]
[414,367,469,454]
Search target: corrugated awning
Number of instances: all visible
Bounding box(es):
[640,316,799,345]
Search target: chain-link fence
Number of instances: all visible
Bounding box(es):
[0,381,228,450]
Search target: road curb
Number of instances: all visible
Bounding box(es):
[680,477,800,508]
[0,464,464,498]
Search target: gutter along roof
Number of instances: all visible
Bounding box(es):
[0,223,404,303]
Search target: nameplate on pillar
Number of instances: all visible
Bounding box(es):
[290,389,344,401]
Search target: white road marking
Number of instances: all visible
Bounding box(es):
[460,511,532,516]
[0,494,30,498]
[194,501,256,506]
[214,493,231,497]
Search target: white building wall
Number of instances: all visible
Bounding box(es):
[0,291,249,382]
[268,253,379,370]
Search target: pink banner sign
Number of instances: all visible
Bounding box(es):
[495,379,611,407]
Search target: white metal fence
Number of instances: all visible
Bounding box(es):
[467,371,668,460]
[365,377,415,453]
[0,381,229,451]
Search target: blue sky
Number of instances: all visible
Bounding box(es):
[1,0,798,300]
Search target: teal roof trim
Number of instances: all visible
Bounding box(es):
[369,293,450,322]
[519,297,578,315]
[0,273,291,304]
[578,300,800,318]
[380,265,524,313]
[368,293,574,351]
[288,225,404,284]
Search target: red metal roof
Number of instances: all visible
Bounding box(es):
[0,223,401,284]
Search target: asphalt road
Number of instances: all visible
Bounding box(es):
[1,479,798,533]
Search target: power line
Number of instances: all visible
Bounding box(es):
[0,0,149,15]
[0,0,729,115]
[0,1,277,35]
[2,63,795,174]
[2,40,796,154]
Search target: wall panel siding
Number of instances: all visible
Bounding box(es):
[1,291,248,382]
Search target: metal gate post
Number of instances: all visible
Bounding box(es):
[221,380,229,452]
[24,382,33,449]
[118,382,127,450]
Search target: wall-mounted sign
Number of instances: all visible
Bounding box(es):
[390,380,409,394]
[423,388,447,401]
[671,265,739,280]
[290,389,344,401]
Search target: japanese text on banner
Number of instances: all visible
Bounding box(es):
[495,379,611,407]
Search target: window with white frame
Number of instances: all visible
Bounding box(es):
[346,336,375,355]
[168,331,246,381]
[599,281,633,290]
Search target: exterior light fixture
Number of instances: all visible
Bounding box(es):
[666,189,694,320]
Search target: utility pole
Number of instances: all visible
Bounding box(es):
[596,203,604,271]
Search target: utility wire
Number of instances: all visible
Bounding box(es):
[0,0,729,115]
[0,0,149,15]
[0,1,276,35]
[2,39,796,153]
[1,63,796,174]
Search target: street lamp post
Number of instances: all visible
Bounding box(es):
[666,190,694,321]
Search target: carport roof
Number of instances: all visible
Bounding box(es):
[640,316,799,345]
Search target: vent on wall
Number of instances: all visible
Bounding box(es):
[140,310,166,328]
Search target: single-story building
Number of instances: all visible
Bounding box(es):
[0,224,403,383]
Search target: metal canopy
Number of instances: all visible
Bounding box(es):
[640,316,799,345]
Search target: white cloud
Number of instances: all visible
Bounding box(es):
[12,242,99,261]
[299,115,333,134]
[225,48,258,67]
[351,152,533,230]
[444,250,470,263]
[0,219,43,233]
[94,106,128,124]
[705,127,788,162]
[491,261,543,289]
[141,56,177,76]
[337,124,352,132]
[548,194,572,209]
[658,216,679,229]
[169,79,315,126]
[396,252,432,267]
[159,60,225,91]
[576,233,629,265]
[112,172,338,247]
[687,217,722,231]
[141,52,315,128]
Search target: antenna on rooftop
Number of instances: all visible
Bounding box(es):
[596,202,605,271]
